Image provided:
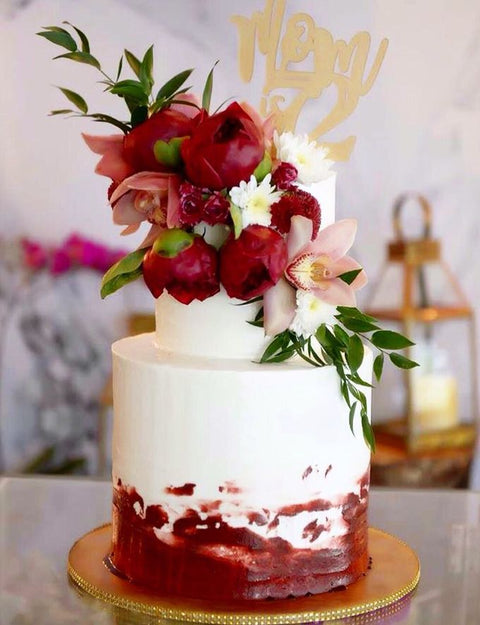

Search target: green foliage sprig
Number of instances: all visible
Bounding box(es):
[37,23,215,131]
[259,306,418,452]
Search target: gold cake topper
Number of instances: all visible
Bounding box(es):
[232,0,388,161]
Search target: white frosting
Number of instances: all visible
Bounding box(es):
[112,335,372,548]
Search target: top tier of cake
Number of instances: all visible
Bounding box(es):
[154,174,336,360]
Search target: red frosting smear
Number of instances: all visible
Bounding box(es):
[165,483,196,496]
[218,481,241,494]
[109,469,370,601]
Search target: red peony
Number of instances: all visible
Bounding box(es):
[270,189,321,238]
[124,108,201,172]
[180,102,264,190]
[271,162,298,189]
[219,225,288,300]
[143,230,219,304]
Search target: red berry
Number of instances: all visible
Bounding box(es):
[270,189,321,238]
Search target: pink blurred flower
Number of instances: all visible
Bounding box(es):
[21,239,48,271]
[109,172,182,248]
[264,217,367,336]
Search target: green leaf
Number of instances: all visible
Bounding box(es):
[116,55,124,82]
[336,306,378,324]
[234,296,263,306]
[62,21,90,53]
[139,45,154,90]
[361,411,375,452]
[124,49,141,78]
[202,60,219,113]
[110,79,148,103]
[156,68,193,101]
[100,248,148,298]
[333,324,350,347]
[346,374,373,388]
[373,353,384,381]
[338,316,379,334]
[349,402,357,434]
[49,109,74,116]
[152,229,194,257]
[347,334,364,373]
[229,201,243,238]
[57,87,88,113]
[130,105,148,127]
[87,114,131,133]
[253,151,272,182]
[371,330,415,350]
[338,268,363,285]
[54,51,101,70]
[153,137,186,168]
[260,331,291,363]
[389,353,419,369]
[37,29,77,51]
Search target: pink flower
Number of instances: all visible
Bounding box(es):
[264,217,367,336]
[109,172,182,248]
[82,134,134,183]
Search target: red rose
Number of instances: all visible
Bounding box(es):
[219,225,287,300]
[180,102,264,190]
[178,182,205,226]
[124,108,200,173]
[143,230,219,304]
[202,192,231,225]
[270,189,321,238]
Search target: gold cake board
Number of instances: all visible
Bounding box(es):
[68,525,420,624]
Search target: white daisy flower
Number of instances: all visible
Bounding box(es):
[289,290,338,338]
[229,174,282,228]
[274,131,333,185]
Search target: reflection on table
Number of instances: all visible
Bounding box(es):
[2,476,480,624]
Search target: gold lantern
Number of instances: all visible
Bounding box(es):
[366,193,479,488]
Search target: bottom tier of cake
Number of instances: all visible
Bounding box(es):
[110,476,369,600]
[110,333,372,600]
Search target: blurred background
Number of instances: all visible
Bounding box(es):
[0,0,479,486]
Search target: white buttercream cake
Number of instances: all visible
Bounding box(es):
[109,175,373,599]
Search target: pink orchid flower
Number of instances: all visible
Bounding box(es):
[264,216,367,336]
[109,172,182,248]
[82,133,133,183]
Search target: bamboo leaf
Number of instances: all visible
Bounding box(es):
[116,55,124,82]
[202,60,219,112]
[37,29,77,51]
[349,402,357,434]
[156,68,193,101]
[49,109,74,116]
[361,411,375,452]
[389,353,419,369]
[347,334,364,373]
[62,21,90,53]
[338,316,379,334]
[371,330,415,350]
[373,353,384,381]
[58,87,88,113]
[333,324,350,347]
[139,45,154,90]
[336,306,378,323]
[54,51,100,70]
[124,49,141,77]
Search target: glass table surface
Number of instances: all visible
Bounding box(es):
[1,476,479,624]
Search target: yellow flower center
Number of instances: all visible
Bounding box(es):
[134,191,166,225]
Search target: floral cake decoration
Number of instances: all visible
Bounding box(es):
[38,24,417,449]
